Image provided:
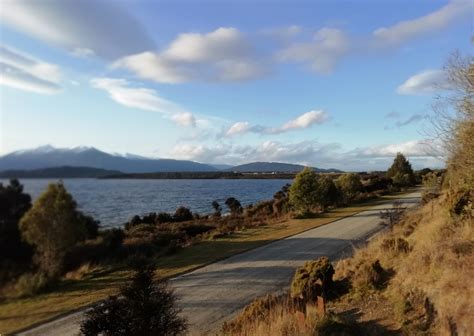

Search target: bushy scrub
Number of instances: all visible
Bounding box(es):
[335,173,363,203]
[290,257,334,303]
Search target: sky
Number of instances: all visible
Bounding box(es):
[0,0,472,171]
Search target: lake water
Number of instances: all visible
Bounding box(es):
[1,179,293,228]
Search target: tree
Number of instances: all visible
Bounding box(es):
[317,176,341,209]
[81,264,187,336]
[173,206,193,222]
[19,182,89,277]
[0,179,32,263]
[225,197,243,215]
[335,173,363,202]
[211,200,222,217]
[289,168,321,214]
[387,153,415,186]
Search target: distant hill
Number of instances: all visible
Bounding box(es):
[229,162,342,173]
[210,164,233,170]
[0,145,218,173]
[0,166,123,178]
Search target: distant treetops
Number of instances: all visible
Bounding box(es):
[288,153,416,215]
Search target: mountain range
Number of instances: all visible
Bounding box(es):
[0,146,341,175]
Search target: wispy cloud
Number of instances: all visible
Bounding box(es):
[277,28,350,74]
[372,0,471,48]
[1,0,154,59]
[225,110,329,137]
[90,78,196,127]
[397,69,448,95]
[0,46,62,94]
[113,27,269,83]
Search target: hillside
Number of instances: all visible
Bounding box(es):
[229,162,342,173]
[0,146,217,173]
[0,166,122,178]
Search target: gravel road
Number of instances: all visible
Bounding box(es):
[17,191,420,336]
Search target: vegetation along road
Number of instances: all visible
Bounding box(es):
[18,191,421,336]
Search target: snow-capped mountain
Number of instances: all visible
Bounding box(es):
[0,145,217,173]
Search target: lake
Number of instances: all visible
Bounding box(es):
[1,179,293,228]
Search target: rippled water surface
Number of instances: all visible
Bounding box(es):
[1,179,292,228]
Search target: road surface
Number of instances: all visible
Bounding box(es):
[17,191,420,336]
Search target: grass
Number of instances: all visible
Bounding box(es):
[0,192,415,335]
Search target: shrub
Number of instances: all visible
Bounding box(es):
[225,197,243,216]
[181,224,215,237]
[14,272,54,297]
[102,228,125,251]
[212,200,222,217]
[19,182,90,277]
[81,264,187,336]
[0,179,32,264]
[317,176,342,209]
[173,207,193,222]
[335,173,363,203]
[387,152,415,186]
[157,212,174,224]
[289,167,321,214]
[290,256,334,303]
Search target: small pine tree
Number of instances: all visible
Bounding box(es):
[289,167,321,214]
[387,152,415,186]
[81,264,187,336]
[225,197,243,215]
[19,182,89,277]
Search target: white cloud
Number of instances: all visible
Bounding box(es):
[224,110,329,137]
[169,139,443,170]
[90,77,195,127]
[170,144,228,163]
[71,47,95,58]
[277,28,350,74]
[171,112,196,127]
[226,122,252,136]
[352,140,436,158]
[372,0,471,47]
[1,0,154,59]
[397,69,447,95]
[279,110,329,132]
[260,25,303,40]
[0,46,62,94]
[113,27,268,83]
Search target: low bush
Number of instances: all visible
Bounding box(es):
[14,272,54,297]
[290,257,334,303]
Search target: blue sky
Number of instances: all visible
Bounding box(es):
[0,0,472,170]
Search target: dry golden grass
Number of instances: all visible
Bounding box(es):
[334,193,473,335]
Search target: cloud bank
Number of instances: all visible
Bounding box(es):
[170,139,442,170]
[113,27,268,83]
[1,0,154,59]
